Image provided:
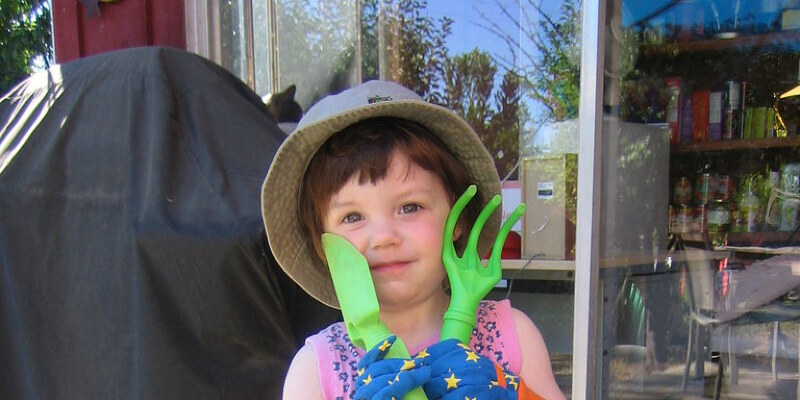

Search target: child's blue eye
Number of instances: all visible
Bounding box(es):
[342,213,362,224]
[401,204,420,214]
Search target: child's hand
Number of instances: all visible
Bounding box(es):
[441,185,525,342]
[354,335,431,400]
[419,339,544,400]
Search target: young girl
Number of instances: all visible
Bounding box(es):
[261,80,565,399]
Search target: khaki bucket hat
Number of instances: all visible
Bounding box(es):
[261,80,501,309]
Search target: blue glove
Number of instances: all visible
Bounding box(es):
[418,339,543,400]
[354,335,431,400]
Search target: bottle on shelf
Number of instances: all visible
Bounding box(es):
[722,81,741,140]
[739,179,761,233]
[778,162,800,231]
[707,199,731,247]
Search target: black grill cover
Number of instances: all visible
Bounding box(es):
[0,47,339,399]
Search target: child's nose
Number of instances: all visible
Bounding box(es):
[369,219,401,249]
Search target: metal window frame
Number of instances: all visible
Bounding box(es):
[573,0,605,398]
[185,0,609,397]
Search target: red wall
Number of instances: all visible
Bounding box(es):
[52,0,185,63]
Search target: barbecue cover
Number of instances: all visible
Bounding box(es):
[0,47,340,399]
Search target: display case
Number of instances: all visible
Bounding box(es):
[637,30,800,250]
[601,2,800,398]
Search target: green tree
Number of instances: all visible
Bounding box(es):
[443,49,496,130]
[275,0,452,107]
[443,50,525,178]
[489,71,525,179]
[360,0,452,101]
[275,1,523,177]
[1,0,52,94]
[478,0,581,123]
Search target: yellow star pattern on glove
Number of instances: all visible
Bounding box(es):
[362,374,372,385]
[445,373,461,390]
[457,343,470,350]
[401,359,416,371]
[357,367,365,377]
[465,397,476,400]
[505,373,519,390]
[416,349,430,359]
[378,340,392,352]
[465,351,479,363]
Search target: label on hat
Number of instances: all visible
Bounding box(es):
[367,95,393,104]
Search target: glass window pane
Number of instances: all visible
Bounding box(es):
[257,0,581,397]
[217,0,249,83]
[602,0,800,397]
[266,1,362,106]
[252,1,272,96]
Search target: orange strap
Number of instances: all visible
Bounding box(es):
[493,363,507,389]
[493,363,546,400]
[517,380,546,400]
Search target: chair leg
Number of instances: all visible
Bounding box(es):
[713,352,723,400]
[796,323,800,399]
[695,317,705,378]
[772,321,780,381]
[728,324,738,385]
[683,317,696,391]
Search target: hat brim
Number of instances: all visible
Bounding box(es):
[262,99,501,309]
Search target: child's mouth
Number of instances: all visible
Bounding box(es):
[370,261,409,273]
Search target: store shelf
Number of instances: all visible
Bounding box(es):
[500,259,575,281]
[728,231,800,247]
[671,136,800,153]
[501,259,575,271]
[675,230,800,251]
[720,245,800,255]
[641,30,800,56]
[497,248,730,280]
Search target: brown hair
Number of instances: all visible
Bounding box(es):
[299,117,483,263]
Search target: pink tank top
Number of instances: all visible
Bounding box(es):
[306,299,521,400]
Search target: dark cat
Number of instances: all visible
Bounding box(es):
[262,84,303,124]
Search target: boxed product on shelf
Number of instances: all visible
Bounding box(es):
[752,106,767,139]
[743,107,754,139]
[722,81,742,140]
[766,107,777,138]
[782,8,800,31]
[692,90,710,142]
[520,154,577,260]
[708,91,723,140]
[739,81,749,139]
[666,77,682,144]
[680,92,693,143]
[602,118,670,258]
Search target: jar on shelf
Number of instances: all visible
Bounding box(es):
[738,189,761,233]
[695,203,709,233]
[707,199,730,247]
[695,173,713,204]
[674,177,692,205]
[673,204,693,234]
[716,174,734,201]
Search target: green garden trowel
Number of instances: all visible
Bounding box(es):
[322,233,428,400]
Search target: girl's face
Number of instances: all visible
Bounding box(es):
[322,150,451,310]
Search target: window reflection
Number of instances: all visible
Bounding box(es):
[214,0,582,396]
[606,0,800,398]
